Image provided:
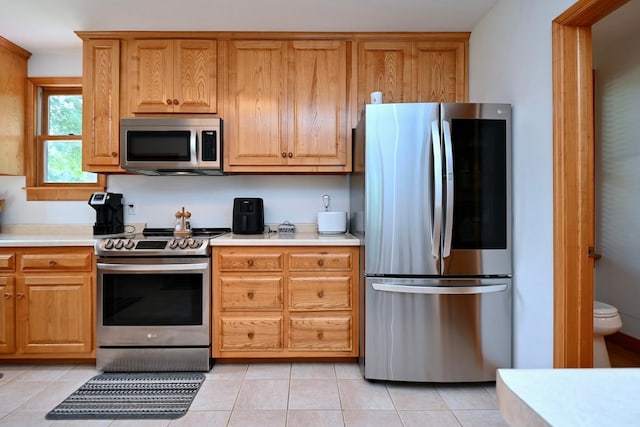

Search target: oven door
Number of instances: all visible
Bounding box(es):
[97,257,210,347]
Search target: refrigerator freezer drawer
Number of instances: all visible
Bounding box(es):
[363,277,512,382]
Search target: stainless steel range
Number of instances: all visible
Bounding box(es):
[95,227,229,372]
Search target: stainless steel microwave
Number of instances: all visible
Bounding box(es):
[120,117,223,176]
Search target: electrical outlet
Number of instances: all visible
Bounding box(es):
[127,203,136,215]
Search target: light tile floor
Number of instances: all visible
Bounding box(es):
[0,362,508,426]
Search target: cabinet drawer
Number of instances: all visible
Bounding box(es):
[19,251,92,272]
[0,253,16,272]
[289,316,352,351]
[220,316,283,350]
[289,276,351,311]
[288,250,352,271]
[220,276,283,310]
[219,252,283,271]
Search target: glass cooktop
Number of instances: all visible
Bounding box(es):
[142,227,231,238]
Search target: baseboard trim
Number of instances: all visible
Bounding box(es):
[606,332,640,353]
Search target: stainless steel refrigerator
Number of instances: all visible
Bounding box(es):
[350,102,512,382]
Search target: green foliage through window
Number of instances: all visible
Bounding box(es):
[42,92,97,184]
[48,95,82,135]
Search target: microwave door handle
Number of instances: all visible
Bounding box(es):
[431,120,443,260]
[442,120,454,258]
[192,131,198,162]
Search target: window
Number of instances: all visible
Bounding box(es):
[26,77,106,201]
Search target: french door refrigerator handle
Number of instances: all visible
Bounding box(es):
[372,282,508,295]
[442,120,454,258]
[431,120,443,260]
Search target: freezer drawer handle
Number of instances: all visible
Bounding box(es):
[371,282,508,295]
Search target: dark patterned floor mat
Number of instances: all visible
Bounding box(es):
[45,372,205,420]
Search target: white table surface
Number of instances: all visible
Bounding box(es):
[497,368,640,427]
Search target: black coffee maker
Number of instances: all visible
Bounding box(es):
[88,192,124,235]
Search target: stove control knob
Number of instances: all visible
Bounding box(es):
[114,240,124,249]
[179,239,190,249]
[124,240,135,249]
[189,239,202,249]
[104,239,114,249]
[169,239,179,249]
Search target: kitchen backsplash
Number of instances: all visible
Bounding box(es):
[0,174,349,228]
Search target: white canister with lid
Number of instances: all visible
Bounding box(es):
[317,194,347,234]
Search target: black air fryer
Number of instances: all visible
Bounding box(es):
[232,198,264,234]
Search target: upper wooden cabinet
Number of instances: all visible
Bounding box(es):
[224,40,351,173]
[0,37,31,176]
[356,36,468,118]
[77,31,468,174]
[82,39,122,172]
[127,39,217,114]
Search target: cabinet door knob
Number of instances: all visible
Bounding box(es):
[247,291,254,299]
[288,152,293,158]
[317,290,324,298]
[281,152,287,158]
[247,259,254,267]
[111,152,118,157]
[49,260,57,267]
[317,259,324,267]
[167,99,173,105]
[317,331,324,339]
[3,293,11,300]
[247,331,255,339]
[16,292,24,299]
[173,99,179,105]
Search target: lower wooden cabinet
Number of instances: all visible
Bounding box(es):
[0,247,95,359]
[213,246,359,358]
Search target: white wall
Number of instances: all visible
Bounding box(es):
[469,0,574,368]
[593,23,640,339]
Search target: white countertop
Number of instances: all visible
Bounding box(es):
[211,231,360,246]
[0,224,360,248]
[497,368,640,427]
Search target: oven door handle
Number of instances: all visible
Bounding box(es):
[97,262,210,272]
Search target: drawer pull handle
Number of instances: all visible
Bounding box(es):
[3,293,11,300]
[317,291,324,298]
[49,260,57,267]
[247,331,254,339]
[247,259,254,267]
[317,331,324,339]
[317,259,324,267]
[16,292,24,299]
[247,291,254,299]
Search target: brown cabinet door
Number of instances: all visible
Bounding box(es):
[414,41,467,103]
[173,40,217,113]
[129,39,174,113]
[17,275,92,354]
[289,41,349,168]
[0,39,29,176]
[357,41,413,114]
[0,276,16,354]
[82,39,121,171]
[226,40,288,167]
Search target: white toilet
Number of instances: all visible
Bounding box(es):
[593,300,623,368]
